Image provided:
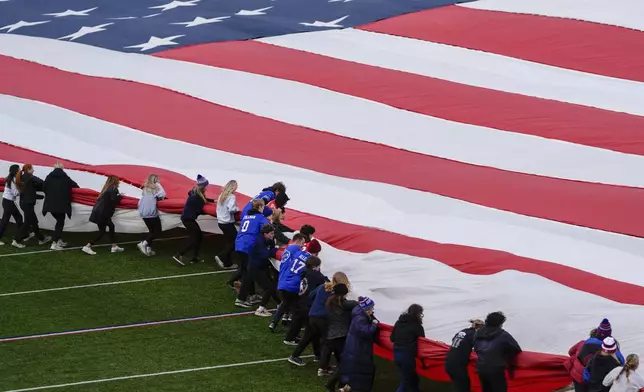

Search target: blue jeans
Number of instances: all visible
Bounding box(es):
[394,349,419,392]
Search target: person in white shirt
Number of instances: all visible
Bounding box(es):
[137,174,167,256]
[604,354,644,392]
[215,180,239,270]
[0,165,25,246]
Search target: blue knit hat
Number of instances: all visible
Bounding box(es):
[359,297,374,311]
[196,174,209,187]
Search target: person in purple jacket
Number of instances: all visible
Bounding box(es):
[338,297,380,392]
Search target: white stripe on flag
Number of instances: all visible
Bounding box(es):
[3,96,644,287]
[259,29,644,112]
[459,0,644,31]
[1,37,644,187]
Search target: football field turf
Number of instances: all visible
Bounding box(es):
[0,226,450,391]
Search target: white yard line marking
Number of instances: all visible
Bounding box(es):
[0,235,191,258]
[0,310,264,343]
[2,355,314,392]
[0,270,229,297]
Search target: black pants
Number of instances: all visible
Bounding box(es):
[240,266,279,306]
[217,223,237,266]
[285,297,309,342]
[395,350,419,392]
[293,316,326,357]
[0,199,23,239]
[445,364,471,392]
[143,217,162,246]
[321,336,346,370]
[478,369,507,392]
[272,290,300,325]
[324,337,347,390]
[52,212,66,242]
[178,219,202,259]
[573,382,588,392]
[90,219,116,245]
[16,203,43,241]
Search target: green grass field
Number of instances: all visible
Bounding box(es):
[0,225,451,391]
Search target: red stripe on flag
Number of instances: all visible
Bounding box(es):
[360,5,644,82]
[156,40,644,156]
[3,55,644,239]
[1,142,643,306]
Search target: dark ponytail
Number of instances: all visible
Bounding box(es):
[5,164,19,188]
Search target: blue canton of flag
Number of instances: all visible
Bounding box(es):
[0,0,465,53]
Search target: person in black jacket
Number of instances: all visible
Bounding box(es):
[173,175,212,266]
[0,165,25,246]
[445,319,485,392]
[473,312,522,392]
[83,175,123,255]
[43,163,79,250]
[14,164,51,248]
[391,304,426,392]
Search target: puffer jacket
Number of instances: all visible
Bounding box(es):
[565,340,586,384]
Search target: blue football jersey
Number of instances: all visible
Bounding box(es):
[235,213,269,254]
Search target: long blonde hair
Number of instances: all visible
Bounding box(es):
[143,174,159,193]
[218,180,237,205]
[101,175,120,195]
[618,354,640,381]
[324,272,350,293]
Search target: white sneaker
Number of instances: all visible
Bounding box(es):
[0,241,4,246]
[50,243,64,251]
[11,240,25,249]
[255,308,272,317]
[215,256,226,269]
[26,232,35,241]
[57,240,68,247]
[82,246,96,255]
[137,242,149,256]
[38,236,52,245]
[146,247,156,256]
[111,245,124,253]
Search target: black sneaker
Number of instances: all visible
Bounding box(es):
[313,355,321,363]
[268,323,277,333]
[287,356,306,367]
[190,258,204,263]
[227,281,236,290]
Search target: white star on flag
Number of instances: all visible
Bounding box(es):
[43,7,98,17]
[142,13,161,18]
[235,6,273,16]
[124,35,185,51]
[0,20,50,33]
[329,0,353,2]
[171,16,230,27]
[58,23,113,41]
[149,0,199,12]
[300,15,349,28]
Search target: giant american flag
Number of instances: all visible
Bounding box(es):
[2,0,644,385]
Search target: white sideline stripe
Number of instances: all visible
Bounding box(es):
[0,271,228,297]
[1,356,314,392]
[3,37,644,187]
[0,235,188,258]
[0,310,261,343]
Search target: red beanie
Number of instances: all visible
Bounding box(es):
[306,239,321,254]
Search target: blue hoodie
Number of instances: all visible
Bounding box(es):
[309,284,332,318]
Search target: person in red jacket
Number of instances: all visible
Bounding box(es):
[565,328,598,392]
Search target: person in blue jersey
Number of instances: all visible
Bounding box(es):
[236,224,280,316]
[269,233,307,331]
[283,239,322,345]
[232,199,270,307]
[240,182,286,217]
